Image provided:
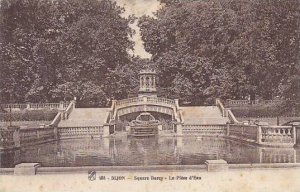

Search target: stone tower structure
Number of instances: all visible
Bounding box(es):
[138,69,157,97]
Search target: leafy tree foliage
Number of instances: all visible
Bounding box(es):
[1,0,299,110]
[0,0,135,106]
[139,0,300,105]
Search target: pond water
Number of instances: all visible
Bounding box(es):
[0,136,299,168]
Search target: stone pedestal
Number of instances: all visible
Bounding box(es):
[103,124,110,137]
[205,159,228,172]
[59,101,64,110]
[294,126,300,147]
[14,163,41,175]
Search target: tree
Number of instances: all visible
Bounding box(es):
[139,0,300,104]
[0,0,135,106]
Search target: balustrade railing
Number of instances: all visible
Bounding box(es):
[19,128,55,144]
[182,124,227,135]
[111,97,178,123]
[64,101,75,119]
[1,125,105,149]
[227,109,242,124]
[50,112,62,127]
[227,123,295,146]
[229,124,258,141]
[216,99,226,117]
[1,104,27,109]
[115,97,175,108]
[107,100,116,122]
[260,148,296,163]
[58,126,103,138]
[1,102,70,110]
[226,99,283,106]
[261,126,294,144]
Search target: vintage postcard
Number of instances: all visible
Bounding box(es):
[0,0,300,191]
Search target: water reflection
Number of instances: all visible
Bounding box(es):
[0,137,298,168]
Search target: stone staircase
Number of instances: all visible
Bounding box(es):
[58,108,110,127]
[181,106,230,125]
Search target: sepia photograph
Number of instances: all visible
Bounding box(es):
[0,0,299,191]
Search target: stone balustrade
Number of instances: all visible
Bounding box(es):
[1,104,28,109]
[227,109,241,124]
[63,101,75,119]
[49,100,76,126]
[182,124,227,136]
[226,124,295,147]
[0,127,56,149]
[226,99,282,106]
[20,128,55,144]
[229,124,258,141]
[1,102,70,111]
[57,126,103,139]
[118,105,174,116]
[179,122,296,147]
[216,99,226,117]
[259,148,296,163]
[260,126,294,145]
[115,97,175,108]
[49,112,62,127]
[111,97,179,123]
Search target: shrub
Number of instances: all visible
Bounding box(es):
[0,109,58,121]
[230,103,296,118]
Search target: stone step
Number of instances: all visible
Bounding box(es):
[181,106,230,125]
[59,108,110,127]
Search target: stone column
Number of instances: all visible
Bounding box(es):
[143,76,146,89]
[226,123,230,136]
[59,101,64,110]
[53,127,58,140]
[294,126,300,147]
[143,96,147,102]
[224,108,229,117]
[149,76,152,88]
[174,99,179,107]
[176,123,183,136]
[293,126,297,145]
[257,126,262,144]
[26,103,31,110]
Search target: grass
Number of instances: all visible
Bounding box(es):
[0,109,58,122]
[229,102,299,118]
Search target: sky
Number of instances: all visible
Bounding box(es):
[115,0,162,58]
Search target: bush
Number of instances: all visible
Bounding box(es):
[0,109,58,121]
[230,103,291,118]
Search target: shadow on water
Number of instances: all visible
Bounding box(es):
[0,136,299,168]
